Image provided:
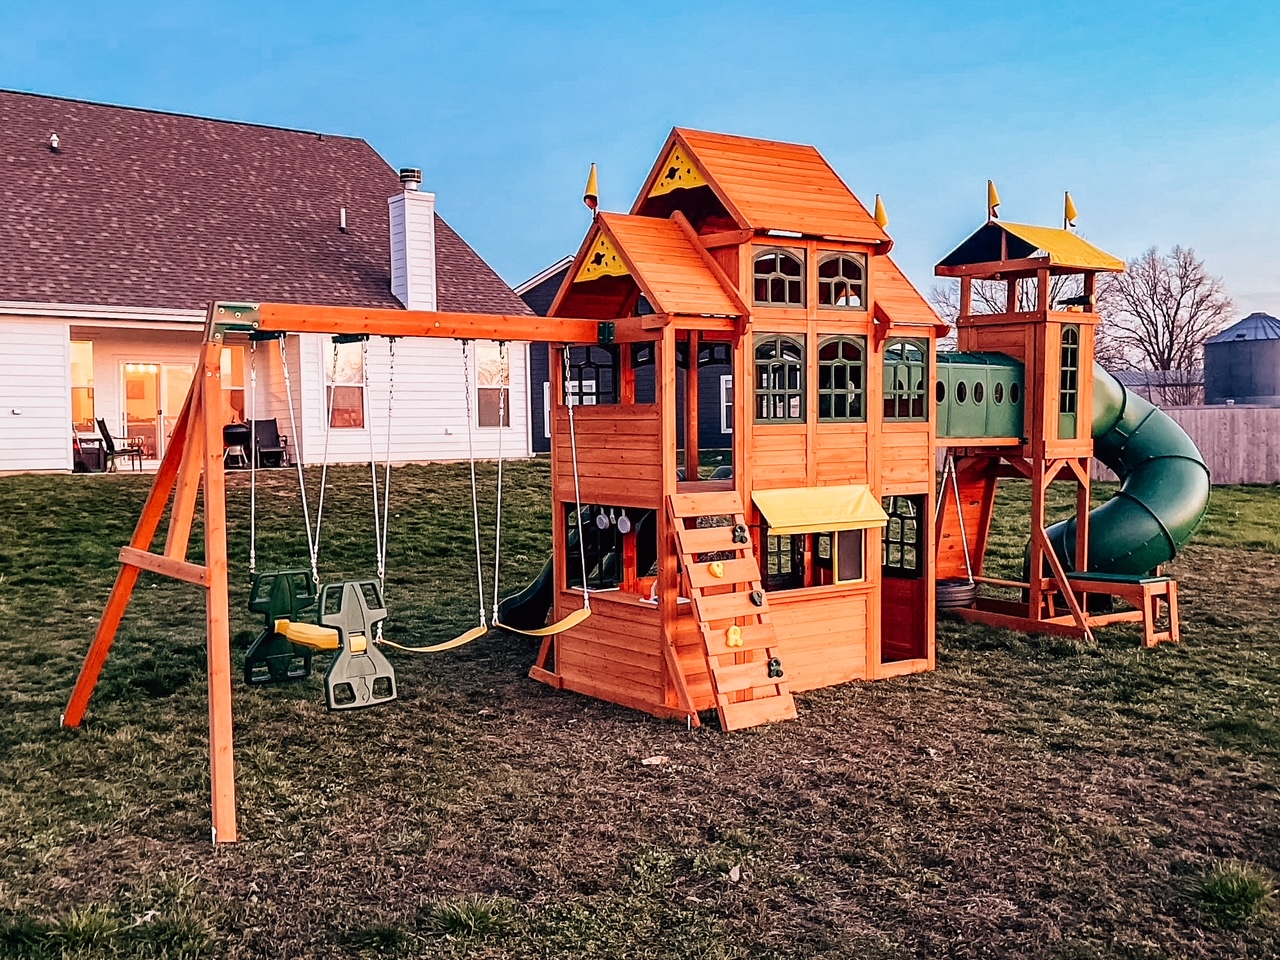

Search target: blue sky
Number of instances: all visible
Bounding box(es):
[3,1,1278,313]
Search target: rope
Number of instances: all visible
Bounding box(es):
[563,346,591,611]
[364,339,384,596]
[248,339,257,575]
[492,341,507,621]
[375,339,396,644]
[309,339,341,585]
[280,336,318,580]
[460,341,488,630]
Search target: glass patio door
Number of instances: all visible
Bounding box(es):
[121,362,195,460]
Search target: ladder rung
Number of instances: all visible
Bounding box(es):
[702,623,776,655]
[674,525,745,555]
[669,491,744,519]
[711,658,781,694]
[685,557,762,590]
[718,693,797,731]
[695,590,768,623]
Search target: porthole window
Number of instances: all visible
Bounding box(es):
[753,250,805,306]
[956,381,968,404]
[1011,383,1021,405]
[936,381,946,404]
[993,382,1005,404]
[817,254,866,309]
[973,382,984,404]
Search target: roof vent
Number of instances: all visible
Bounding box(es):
[399,167,422,192]
[49,133,59,152]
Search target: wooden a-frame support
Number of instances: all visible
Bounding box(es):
[63,325,238,842]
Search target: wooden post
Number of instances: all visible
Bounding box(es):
[199,338,237,843]
[164,391,205,560]
[685,330,699,480]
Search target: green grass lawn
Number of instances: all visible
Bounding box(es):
[1,463,1278,959]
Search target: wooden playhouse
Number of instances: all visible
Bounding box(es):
[527,129,948,730]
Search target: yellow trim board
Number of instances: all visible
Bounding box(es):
[752,484,888,537]
[648,144,708,197]
[575,232,629,282]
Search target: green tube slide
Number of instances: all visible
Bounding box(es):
[1043,363,1211,574]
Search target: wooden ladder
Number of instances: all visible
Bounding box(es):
[667,490,797,731]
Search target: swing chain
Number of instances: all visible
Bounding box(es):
[563,345,591,611]
[460,341,488,630]
[248,339,257,575]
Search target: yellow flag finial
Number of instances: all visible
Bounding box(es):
[1064,191,1078,229]
[987,180,1000,220]
[874,194,889,229]
[583,163,599,211]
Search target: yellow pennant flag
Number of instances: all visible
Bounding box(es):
[987,180,1000,220]
[583,163,599,211]
[1064,191,1078,228]
[873,194,889,229]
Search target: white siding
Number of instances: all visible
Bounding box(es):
[85,329,203,440]
[0,318,72,471]
[291,334,530,465]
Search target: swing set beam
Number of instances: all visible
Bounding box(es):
[61,301,614,845]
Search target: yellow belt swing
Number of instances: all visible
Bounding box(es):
[377,341,590,656]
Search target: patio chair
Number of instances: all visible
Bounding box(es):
[97,419,144,472]
[252,419,290,468]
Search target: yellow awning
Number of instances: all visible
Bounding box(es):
[752,485,888,537]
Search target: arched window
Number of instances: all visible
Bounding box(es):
[753,250,805,306]
[755,334,804,422]
[817,336,866,421]
[1059,325,1079,439]
[883,338,928,421]
[817,254,866,308]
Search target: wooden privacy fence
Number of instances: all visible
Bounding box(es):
[1092,405,1280,485]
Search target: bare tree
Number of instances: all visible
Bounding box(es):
[1097,246,1232,406]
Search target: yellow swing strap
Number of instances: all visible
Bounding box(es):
[377,624,490,654]
[494,606,592,638]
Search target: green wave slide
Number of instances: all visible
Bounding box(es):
[1043,363,1211,574]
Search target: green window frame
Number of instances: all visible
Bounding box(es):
[881,495,924,578]
[817,336,866,422]
[755,334,805,423]
[883,338,929,421]
[753,250,805,306]
[1059,325,1079,439]
[817,253,866,309]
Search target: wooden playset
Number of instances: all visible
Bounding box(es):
[62,128,1208,843]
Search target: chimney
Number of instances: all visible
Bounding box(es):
[388,167,436,311]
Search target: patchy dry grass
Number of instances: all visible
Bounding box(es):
[1,464,1279,958]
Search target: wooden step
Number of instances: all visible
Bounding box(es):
[701,622,777,655]
[685,557,762,590]
[669,491,744,519]
[719,693,798,731]
[672,523,746,556]
[694,589,769,624]
[710,658,783,695]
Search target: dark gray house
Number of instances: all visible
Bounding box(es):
[1205,312,1280,406]
[516,257,735,457]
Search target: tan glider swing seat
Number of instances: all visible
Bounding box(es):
[273,619,340,651]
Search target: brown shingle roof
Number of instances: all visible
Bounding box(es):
[0,89,530,315]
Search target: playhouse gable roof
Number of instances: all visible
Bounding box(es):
[632,128,891,244]
[0,89,528,315]
[554,213,742,319]
[937,221,1125,275]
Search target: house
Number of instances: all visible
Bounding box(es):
[1112,367,1204,406]
[0,89,532,473]
[518,257,734,461]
